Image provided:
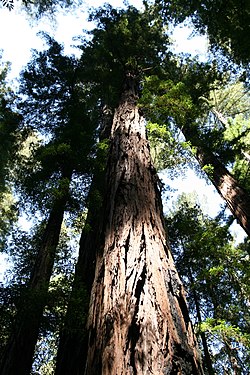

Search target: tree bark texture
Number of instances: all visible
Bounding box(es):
[0,184,69,375]
[84,80,203,374]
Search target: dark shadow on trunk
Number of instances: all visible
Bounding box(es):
[55,174,106,375]
[55,109,113,375]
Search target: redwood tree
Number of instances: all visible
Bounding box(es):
[182,125,250,237]
[55,5,204,373]
[84,73,203,374]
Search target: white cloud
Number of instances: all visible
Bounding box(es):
[171,24,208,59]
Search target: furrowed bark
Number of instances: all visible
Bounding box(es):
[0,178,70,375]
[84,77,203,374]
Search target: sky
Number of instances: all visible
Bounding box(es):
[0,0,208,81]
[0,0,246,280]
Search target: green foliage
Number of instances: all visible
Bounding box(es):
[94,138,110,172]
[199,318,250,374]
[197,79,250,193]
[146,121,188,172]
[140,56,221,124]
[81,4,171,107]
[32,333,58,375]
[141,55,250,204]
[139,60,221,174]
[0,60,20,193]
[199,318,250,347]
[202,163,214,177]
[16,36,98,213]
[141,75,196,124]
[0,221,77,368]
[197,80,250,162]
[0,57,21,248]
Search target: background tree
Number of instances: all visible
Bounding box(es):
[0,36,97,375]
[0,221,77,375]
[0,56,20,249]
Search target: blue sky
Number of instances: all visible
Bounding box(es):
[0,0,208,80]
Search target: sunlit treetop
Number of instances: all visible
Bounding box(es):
[79,3,172,107]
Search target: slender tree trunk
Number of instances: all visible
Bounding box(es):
[182,125,250,237]
[0,177,70,375]
[195,146,250,237]
[224,341,241,375]
[188,268,214,375]
[83,76,203,374]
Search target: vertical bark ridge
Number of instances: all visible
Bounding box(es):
[85,83,203,374]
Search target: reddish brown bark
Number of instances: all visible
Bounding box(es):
[84,79,203,374]
[0,180,70,375]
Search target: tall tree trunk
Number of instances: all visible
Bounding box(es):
[84,76,203,374]
[55,107,113,375]
[182,125,250,237]
[0,177,71,375]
